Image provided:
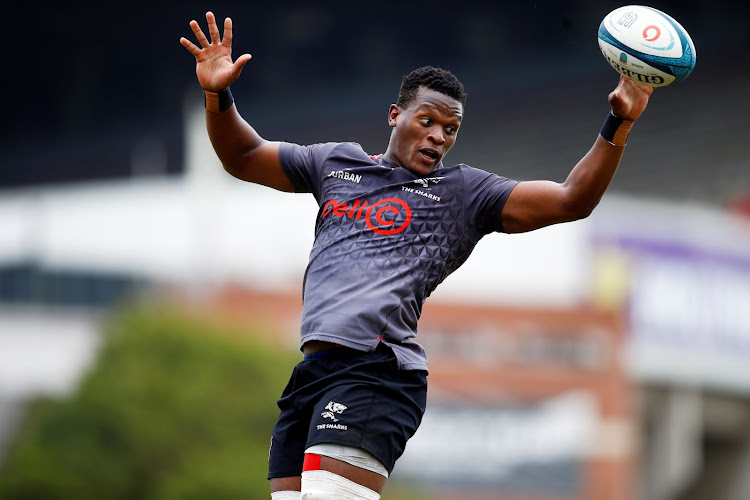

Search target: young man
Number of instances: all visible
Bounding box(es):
[180,11,653,500]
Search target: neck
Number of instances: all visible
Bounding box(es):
[382,148,403,169]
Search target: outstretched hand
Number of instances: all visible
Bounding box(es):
[179,11,252,92]
[608,75,654,121]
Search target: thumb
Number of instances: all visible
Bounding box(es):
[609,76,626,101]
[231,53,252,80]
[607,76,629,109]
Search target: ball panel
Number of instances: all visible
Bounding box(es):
[597,5,696,87]
[597,25,677,74]
[604,6,685,59]
[670,65,694,83]
[597,38,676,87]
[641,5,697,66]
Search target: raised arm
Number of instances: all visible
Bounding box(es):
[501,76,654,233]
[180,12,294,192]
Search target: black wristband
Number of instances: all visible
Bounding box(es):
[600,110,634,146]
[204,87,234,113]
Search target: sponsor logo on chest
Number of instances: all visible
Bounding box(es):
[320,174,448,235]
[327,170,362,183]
[322,197,412,235]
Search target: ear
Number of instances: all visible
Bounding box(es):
[387,104,400,128]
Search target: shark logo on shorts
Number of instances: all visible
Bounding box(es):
[321,401,347,422]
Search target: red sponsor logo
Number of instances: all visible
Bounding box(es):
[321,197,412,235]
[642,25,661,41]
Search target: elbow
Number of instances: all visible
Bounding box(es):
[575,203,597,221]
[219,157,243,179]
[222,163,243,181]
[559,182,608,221]
[217,147,257,181]
[560,197,599,222]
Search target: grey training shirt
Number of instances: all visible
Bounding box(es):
[279,142,518,371]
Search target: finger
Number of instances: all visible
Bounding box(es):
[617,76,653,99]
[231,53,253,78]
[206,11,221,45]
[615,75,629,93]
[222,17,234,49]
[190,19,210,48]
[609,76,628,100]
[179,37,202,57]
[632,79,655,96]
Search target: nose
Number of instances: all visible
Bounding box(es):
[428,126,445,145]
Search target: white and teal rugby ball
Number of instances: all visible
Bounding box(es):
[598,5,696,87]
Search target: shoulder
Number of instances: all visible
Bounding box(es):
[442,163,496,184]
[331,142,373,159]
[293,141,373,160]
[280,141,374,168]
[321,142,388,170]
[444,164,519,201]
[454,163,489,176]
[454,163,517,184]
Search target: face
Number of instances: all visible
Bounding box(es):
[384,86,463,176]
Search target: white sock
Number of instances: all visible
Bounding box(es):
[271,491,301,500]
[301,469,380,499]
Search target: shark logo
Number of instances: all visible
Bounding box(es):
[413,177,445,190]
[321,401,347,422]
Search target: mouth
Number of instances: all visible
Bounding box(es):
[419,148,440,163]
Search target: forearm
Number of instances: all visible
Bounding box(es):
[205,95,264,175]
[502,134,626,233]
[560,134,626,217]
[562,76,649,211]
[502,79,650,234]
[181,14,292,189]
[561,75,649,214]
[203,91,292,190]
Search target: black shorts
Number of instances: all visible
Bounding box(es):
[267,342,428,479]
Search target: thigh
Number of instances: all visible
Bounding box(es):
[306,353,428,475]
[268,363,314,480]
[269,476,301,494]
[269,344,428,479]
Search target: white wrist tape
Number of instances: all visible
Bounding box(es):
[301,470,380,500]
[271,491,301,500]
[305,444,388,478]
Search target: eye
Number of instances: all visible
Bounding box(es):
[446,126,457,135]
[420,117,432,126]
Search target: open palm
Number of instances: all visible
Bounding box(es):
[179,11,252,92]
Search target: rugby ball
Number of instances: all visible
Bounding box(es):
[598,5,696,87]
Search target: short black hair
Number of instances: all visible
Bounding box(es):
[396,66,467,109]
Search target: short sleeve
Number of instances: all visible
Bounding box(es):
[464,167,519,234]
[278,142,340,199]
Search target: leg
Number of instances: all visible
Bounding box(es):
[270,451,385,499]
[308,454,386,493]
[271,344,427,499]
[301,456,383,499]
[270,476,301,493]
[268,363,313,495]
[270,486,301,500]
